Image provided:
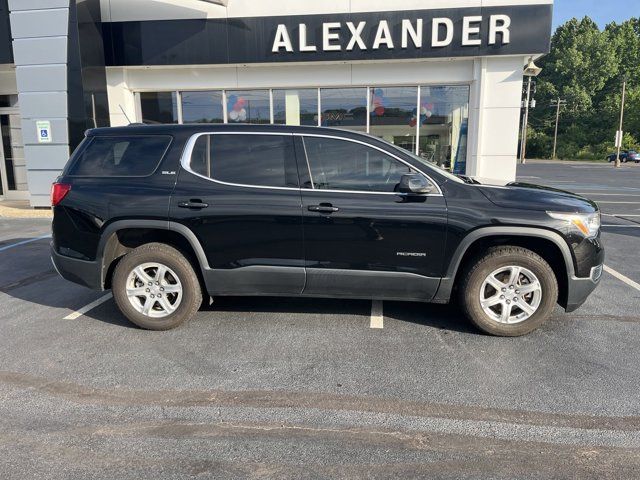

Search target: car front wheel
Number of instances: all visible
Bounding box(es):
[112,243,202,330]
[459,246,558,336]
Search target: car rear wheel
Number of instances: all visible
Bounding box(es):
[458,246,558,336]
[112,243,202,330]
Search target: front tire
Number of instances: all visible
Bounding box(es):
[458,246,558,336]
[112,243,202,330]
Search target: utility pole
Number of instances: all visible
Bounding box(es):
[550,98,566,160]
[520,76,532,164]
[615,76,627,168]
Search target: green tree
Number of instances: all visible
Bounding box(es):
[527,16,640,159]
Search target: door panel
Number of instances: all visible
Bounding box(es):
[170,133,305,295]
[299,135,448,300]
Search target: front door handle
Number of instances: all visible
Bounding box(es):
[308,204,339,213]
[178,200,209,209]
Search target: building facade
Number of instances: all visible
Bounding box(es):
[1,0,553,207]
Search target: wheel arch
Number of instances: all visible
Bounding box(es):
[434,227,574,307]
[97,220,209,290]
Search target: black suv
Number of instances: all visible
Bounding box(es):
[51,125,604,336]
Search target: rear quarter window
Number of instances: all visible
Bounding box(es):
[67,135,172,177]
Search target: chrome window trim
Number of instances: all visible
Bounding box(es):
[179,130,443,196]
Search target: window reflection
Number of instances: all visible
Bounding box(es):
[140,92,179,124]
[320,88,367,131]
[226,90,270,124]
[182,91,224,123]
[273,89,318,126]
[418,86,469,173]
[369,87,418,155]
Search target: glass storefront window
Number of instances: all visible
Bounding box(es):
[226,90,270,124]
[140,92,179,124]
[418,86,469,173]
[273,89,318,126]
[181,91,224,123]
[320,88,367,131]
[368,87,418,154]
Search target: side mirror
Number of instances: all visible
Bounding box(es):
[398,173,436,194]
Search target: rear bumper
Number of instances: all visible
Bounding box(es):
[565,265,602,313]
[51,244,102,290]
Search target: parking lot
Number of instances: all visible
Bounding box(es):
[1,161,640,479]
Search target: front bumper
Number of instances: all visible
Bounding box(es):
[565,265,602,313]
[51,244,102,290]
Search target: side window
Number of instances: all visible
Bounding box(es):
[68,135,171,177]
[303,136,411,192]
[190,134,298,188]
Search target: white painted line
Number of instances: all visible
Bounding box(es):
[602,214,640,217]
[602,225,640,228]
[604,266,640,292]
[578,193,640,197]
[64,293,113,320]
[0,234,51,252]
[596,201,640,204]
[370,300,384,329]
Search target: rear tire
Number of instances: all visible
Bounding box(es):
[458,246,558,337]
[112,243,202,330]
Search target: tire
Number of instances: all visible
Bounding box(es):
[458,246,558,337]
[112,243,202,330]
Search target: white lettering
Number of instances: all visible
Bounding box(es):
[432,18,453,47]
[401,19,423,48]
[346,21,367,50]
[489,14,511,45]
[462,16,482,46]
[272,24,293,52]
[323,22,341,51]
[372,20,394,50]
[299,24,317,52]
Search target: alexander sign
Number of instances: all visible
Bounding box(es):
[103,4,553,66]
[272,15,513,53]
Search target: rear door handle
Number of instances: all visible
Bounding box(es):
[178,200,209,209]
[308,204,339,213]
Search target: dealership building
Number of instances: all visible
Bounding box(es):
[0,0,553,207]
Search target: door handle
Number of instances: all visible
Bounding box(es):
[178,200,209,209]
[308,204,339,213]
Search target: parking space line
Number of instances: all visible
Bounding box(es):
[0,234,51,252]
[579,193,640,196]
[63,293,113,320]
[596,201,640,204]
[602,225,640,228]
[603,214,640,217]
[604,266,640,292]
[370,300,384,329]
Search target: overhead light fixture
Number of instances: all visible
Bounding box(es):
[523,57,542,77]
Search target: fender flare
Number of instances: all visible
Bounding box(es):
[96,220,210,288]
[432,226,574,303]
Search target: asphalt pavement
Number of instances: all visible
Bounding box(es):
[0,161,639,479]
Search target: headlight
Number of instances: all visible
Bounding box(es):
[547,211,601,238]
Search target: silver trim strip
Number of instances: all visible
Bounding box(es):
[179,130,443,196]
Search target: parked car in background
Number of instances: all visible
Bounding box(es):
[607,150,640,163]
[51,124,604,337]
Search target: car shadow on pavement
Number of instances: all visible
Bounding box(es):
[72,295,480,334]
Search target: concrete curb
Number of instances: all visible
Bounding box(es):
[0,204,52,219]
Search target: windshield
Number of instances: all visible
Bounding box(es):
[386,143,466,184]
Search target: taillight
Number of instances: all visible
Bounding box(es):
[51,183,71,206]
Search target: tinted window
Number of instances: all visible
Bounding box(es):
[202,134,297,188]
[68,135,171,176]
[303,136,411,192]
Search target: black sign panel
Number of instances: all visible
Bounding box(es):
[103,4,552,67]
[0,0,13,64]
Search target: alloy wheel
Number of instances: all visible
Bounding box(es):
[125,262,183,318]
[479,265,543,324]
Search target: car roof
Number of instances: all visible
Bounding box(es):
[87,123,376,140]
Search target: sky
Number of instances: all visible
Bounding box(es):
[553,0,640,29]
